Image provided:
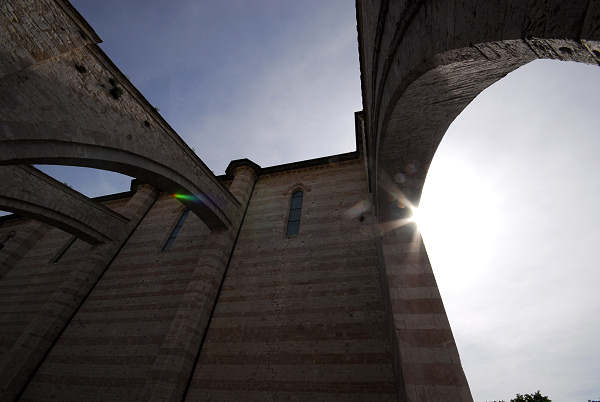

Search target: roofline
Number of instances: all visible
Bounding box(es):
[257,109,365,176]
[216,150,359,181]
[261,150,359,175]
[219,110,365,180]
[0,147,362,224]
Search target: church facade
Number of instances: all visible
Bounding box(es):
[1,1,599,401]
[0,130,404,401]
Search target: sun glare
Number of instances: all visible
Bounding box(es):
[417,155,502,293]
[407,206,425,229]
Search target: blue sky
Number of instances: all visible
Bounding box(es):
[36,0,362,197]
[8,1,600,401]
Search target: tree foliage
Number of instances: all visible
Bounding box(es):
[511,391,551,402]
[490,390,552,402]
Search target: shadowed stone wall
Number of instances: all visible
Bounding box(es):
[187,159,397,402]
[0,186,158,401]
[1,159,396,401]
[17,192,209,400]
[0,164,255,401]
[3,1,599,401]
[356,1,600,401]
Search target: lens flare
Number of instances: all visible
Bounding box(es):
[172,193,195,201]
[408,206,419,224]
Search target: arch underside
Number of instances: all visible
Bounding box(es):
[0,137,233,230]
[0,165,128,244]
[359,0,600,212]
[374,43,600,401]
[357,1,600,400]
[377,39,600,215]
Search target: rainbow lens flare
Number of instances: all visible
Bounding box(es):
[172,193,196,201]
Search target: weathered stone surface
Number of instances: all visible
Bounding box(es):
[0,165,128,244]
[0,218,48,279]
[141,164,257,402]
[0,1,598,401]
[16,190,207,401]
[0,1,239,231]
[356,1,600,400]
[186,160,397,402]
[0,184,158,401]
[0,0,99,80]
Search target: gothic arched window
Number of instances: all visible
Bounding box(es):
[286,189,303,236]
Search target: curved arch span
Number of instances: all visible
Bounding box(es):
[356,1,600,401]
[377,39,599,213]
[0,165,128,244]
[0,133,237,230]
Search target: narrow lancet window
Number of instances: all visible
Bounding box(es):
[162,208,190,251]
[286,190,303,236]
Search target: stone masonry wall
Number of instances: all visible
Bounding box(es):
[187,159,397,401]
[0,165,253,401]
[0,158,397,401]
[16,193,213,401]
[0,197,129,358]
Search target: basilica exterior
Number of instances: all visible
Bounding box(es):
[1,1,598,400]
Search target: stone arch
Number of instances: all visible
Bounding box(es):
[356,1,600,211]
[0,136,234,230]
[356,1,600,401]
[0,165,128,244]
[377,39,599,215]
[0,23,240,231]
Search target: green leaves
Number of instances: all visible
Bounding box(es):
[490,390,551,402]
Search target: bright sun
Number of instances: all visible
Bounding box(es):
[413,154,503,293]
[407,206,422,226]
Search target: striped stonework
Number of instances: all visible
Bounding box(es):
[187,160,397,402]
[380,227,471,402]
[2,185,158,401]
